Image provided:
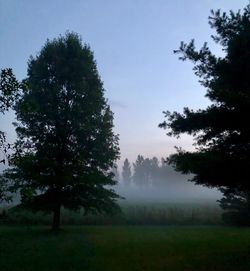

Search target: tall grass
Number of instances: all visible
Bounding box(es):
[0,201,222,226]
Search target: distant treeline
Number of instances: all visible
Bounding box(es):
[114,155,183,187]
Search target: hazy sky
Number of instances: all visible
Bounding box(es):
[0,0,249,167]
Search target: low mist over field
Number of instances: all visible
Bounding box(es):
[115,156,221,204]
[115,182,221,204]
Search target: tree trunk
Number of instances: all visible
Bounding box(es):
[52,205,61,232]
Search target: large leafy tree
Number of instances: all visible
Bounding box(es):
[159,6,250,194]
[6,33,120,230]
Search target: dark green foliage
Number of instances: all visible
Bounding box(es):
[0,68,20,162]
[5,33,120,230]
[159,5,250,194]
[0,68,20,114]
[218,189,250,226]
[0,178,12,204]
[0,68,20,203]
[122,158,132,185]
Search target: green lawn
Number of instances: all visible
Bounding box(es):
[0,226,250,271]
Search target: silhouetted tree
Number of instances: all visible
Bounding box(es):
[0,68,19,203]
[122,158,132,186]
[133,155,145,186]
[159,6,250,208]
[133,156,158,187]
[150,157,161,186]
[0,68,19,159]
[0,68,19,113]
[142,158,152,186]
[6,33,120,231]
[218,188,250,226]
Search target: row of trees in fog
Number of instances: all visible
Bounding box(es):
[114,156,181,187]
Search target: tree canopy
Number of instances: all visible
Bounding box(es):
[159,5,250,193]
[5,33,120,230]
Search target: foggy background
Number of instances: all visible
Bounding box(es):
[114,157,221,204]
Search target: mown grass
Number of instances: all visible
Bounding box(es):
[0,226,250,271]
[0,226,94,271]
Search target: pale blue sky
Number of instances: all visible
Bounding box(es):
[0,0,249,167]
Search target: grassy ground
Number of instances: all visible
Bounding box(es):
[0,226,250,271]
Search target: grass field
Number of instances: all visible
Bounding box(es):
[1,226,250,271]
